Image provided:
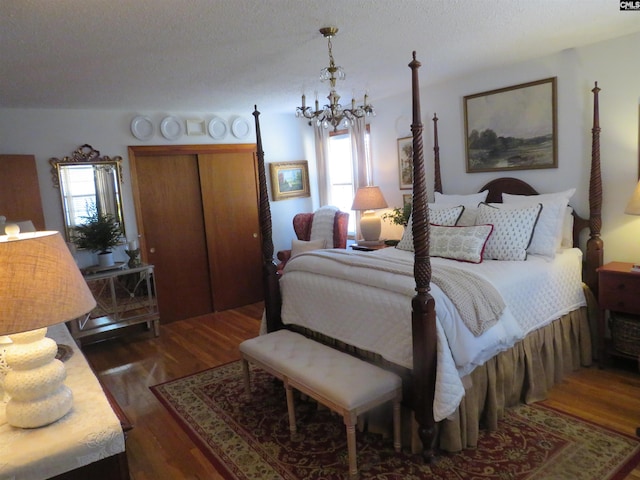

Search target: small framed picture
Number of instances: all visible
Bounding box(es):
[186,119,206,136]
[269,161,311,201]
[397,137,413,190]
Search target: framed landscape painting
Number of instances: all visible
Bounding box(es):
[397,136,413,190]
[269,161,311,201]
[464,77,557,173]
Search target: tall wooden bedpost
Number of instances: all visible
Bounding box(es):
[253,106,282,332]
[409,52,437,462]
[432,113,442,194]
[585,83,603,296]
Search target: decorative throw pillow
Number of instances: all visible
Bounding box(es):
[476,202,543,261]
[502,188,575,259]
[434,190,488,226]
[396,205,464,252]
[291,238,325,258]
[431,224,494,263]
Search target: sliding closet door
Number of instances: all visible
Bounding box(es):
[198,147,263,310]
[131,153,213,322]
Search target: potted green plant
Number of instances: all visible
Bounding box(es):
[381,203,412,246]
[72,207,123,267]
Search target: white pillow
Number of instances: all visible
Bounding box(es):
[502,189,575,259]
[476,202,542,261]
[430,224,493,263]
[291,238,325,258]
[434,190,488,226]
[396,205,464,252]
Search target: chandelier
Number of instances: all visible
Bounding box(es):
[296,27,375,132]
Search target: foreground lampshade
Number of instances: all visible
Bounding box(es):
[351,186,388,242]
[625,180,640,215]
[0,231,96,428]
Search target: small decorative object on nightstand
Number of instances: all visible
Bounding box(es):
[597,261,640,367]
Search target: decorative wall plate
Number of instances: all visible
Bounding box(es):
[231,117,250,139]
[160,116,183,140]
[208,117,228,140]
[130,115,154,141]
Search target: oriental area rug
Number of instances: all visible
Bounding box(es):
[151,361,640,480]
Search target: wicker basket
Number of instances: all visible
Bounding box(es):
[610,312,640,357]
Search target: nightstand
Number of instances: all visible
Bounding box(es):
[597,261,640,366]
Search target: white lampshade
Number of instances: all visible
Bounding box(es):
[625,180,640,215]
[351,186,389,211]
[0,231,96,428]
[351,186,388,242]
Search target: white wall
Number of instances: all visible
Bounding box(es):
[1,30,638,265]
[0,108,310,265]
[370,31,640,264]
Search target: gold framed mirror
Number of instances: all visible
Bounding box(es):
[50,144,125,242]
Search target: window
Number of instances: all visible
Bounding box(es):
[327,127,371,235]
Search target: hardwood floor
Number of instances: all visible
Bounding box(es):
[82,302,640,479]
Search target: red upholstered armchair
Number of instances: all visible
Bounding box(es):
[276,208,349,272]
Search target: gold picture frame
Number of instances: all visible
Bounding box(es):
[397,136,413,190]
[464,77,557,173]
[269,161,311,201]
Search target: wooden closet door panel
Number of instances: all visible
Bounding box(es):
[198,150,263,310]
[0,154,45,229]
[132,154,213,322]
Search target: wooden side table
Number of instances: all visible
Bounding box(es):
[597,261,640,366]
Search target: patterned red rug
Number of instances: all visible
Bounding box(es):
[151,360,640,479]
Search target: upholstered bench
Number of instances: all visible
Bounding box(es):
[239,329,402,478]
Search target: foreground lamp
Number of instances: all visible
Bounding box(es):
[296,27,375,132]
[351,186,388,243]
[625,180,640,216]
[0,230,96,428]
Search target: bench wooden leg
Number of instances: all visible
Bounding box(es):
[241,358,251,398]
[284,378,297,435]
[345,415,358,478]
[393,396,401,453]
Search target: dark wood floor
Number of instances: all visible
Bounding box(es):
[82,302,640,480]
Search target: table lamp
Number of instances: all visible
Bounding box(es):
[351,186,388,243]
[625,180,640,216]
[0,230,96,428]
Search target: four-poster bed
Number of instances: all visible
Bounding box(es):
[251,53,603,460]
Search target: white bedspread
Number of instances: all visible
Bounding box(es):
[280,247,586,421]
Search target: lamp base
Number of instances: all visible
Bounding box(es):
[360,211,381,242]
[3,328,73,428]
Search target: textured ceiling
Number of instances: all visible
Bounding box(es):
[1,0,638,114]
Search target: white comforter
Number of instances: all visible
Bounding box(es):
[280,247,586,421]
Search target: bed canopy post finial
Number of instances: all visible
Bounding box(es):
[586,83,603,294]
[409,51,437,463]
[253,105,282,332]
[432,113,442,194]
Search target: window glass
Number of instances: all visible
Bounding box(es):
[327,127,370,235]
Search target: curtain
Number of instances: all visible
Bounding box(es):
[350,116,371,189]
[350,117,371,239]
[314,124,331,206]
[94,165,117,218]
